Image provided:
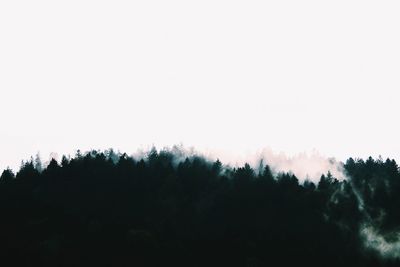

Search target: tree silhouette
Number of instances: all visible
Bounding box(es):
[0,149,399,267]
[0,168,14,184]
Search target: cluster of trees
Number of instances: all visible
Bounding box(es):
[0,149,399,267]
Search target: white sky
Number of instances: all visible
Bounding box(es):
[1,0,400,171]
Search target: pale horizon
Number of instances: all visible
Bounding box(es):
[1,0,399,172]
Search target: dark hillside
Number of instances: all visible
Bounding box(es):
[0,150,399,267]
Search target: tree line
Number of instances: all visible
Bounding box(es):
[0,149,400,267]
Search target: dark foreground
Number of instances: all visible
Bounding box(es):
[1,149,400,267]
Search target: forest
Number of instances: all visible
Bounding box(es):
[1,148,400,267]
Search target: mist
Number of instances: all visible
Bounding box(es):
[1,0,400,266]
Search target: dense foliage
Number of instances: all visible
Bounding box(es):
[1,149,400,267]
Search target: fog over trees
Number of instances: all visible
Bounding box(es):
[1,148,400,267]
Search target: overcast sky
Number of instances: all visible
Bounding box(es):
[1,0,399,170]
